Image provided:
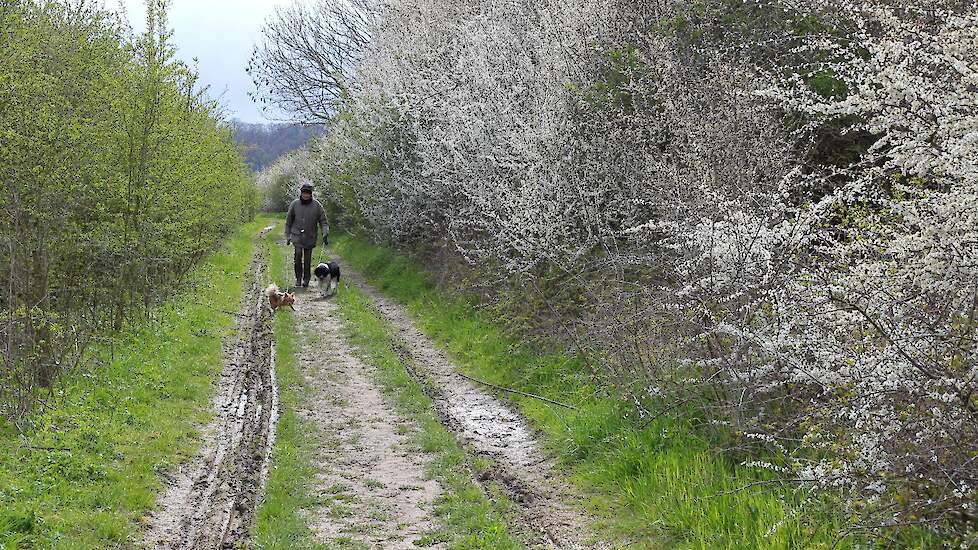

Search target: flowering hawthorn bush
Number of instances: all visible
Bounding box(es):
[256,0,978,540]
[256,149,317,211]
[722,1,978,535]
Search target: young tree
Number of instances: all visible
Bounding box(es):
[248,0,373,123]
[0,0,257,424]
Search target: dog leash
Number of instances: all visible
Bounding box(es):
[455,372,579,411]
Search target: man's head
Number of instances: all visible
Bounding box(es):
[300,182,313,203]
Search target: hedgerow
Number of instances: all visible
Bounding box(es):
[254,0,978,541]
[0,0,257,423]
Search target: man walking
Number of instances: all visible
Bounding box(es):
[285,182,329,288]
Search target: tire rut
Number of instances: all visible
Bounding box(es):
[341,265,607,549]
[143,227,279,549]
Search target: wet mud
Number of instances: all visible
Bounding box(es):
[143,227,279,549]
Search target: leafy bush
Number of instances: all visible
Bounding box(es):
[254,149,314,212]
[0,0,257,422]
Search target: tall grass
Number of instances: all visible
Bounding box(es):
[332,234,851,549]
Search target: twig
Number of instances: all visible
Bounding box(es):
[20,445,72,452]
[220,309,249,317]
[455,372,578,411]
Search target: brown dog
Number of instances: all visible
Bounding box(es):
[265,284,296,311]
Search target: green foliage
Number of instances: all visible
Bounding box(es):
[332,234,854,549]
[264,170,297,213]
[0,218,266,549]
[0,0,258,420]
[806,70,848,99]
[652,0,790,52]
[655,1,709,42]
[572,46,651,115]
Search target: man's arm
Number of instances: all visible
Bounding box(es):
[285,202,295,243]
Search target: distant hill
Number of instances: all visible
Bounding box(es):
[232,121,326,172]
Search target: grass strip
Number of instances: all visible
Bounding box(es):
[331,233,851,549]
[0,217,267,549]
[252,217,330,549]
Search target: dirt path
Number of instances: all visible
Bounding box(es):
[140,229,601,548]
[143,227,279,549]
[292,286,444,548]
[341,267,605,549]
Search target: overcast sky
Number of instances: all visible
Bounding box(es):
[115,0,292,123]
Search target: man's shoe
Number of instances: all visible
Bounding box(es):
[302,280,309,288]
[295,279,302,288]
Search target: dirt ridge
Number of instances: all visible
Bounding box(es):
[143,228,278,549]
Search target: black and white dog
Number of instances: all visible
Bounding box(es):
[313,261,341,297]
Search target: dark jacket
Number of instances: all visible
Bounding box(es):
[285,198,329,248]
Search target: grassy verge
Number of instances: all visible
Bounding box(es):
[331,234,848,549]
[0,217,267,549]
[252,219,328,550]
[254,229,520,549]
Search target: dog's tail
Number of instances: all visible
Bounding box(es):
[265,283,279,298]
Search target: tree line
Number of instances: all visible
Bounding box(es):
[232,120,325,172]
[252,0,977,542]
[0,0,258,425]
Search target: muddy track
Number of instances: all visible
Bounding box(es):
[341,267,607,549]
[143,227,279,549]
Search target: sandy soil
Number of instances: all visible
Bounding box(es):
[292,286,444,549]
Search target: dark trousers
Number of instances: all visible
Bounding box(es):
[294,246,313,285]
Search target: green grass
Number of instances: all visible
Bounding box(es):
[0,217,268,549]
[252,218,329,550]
[254,227,520,549]
[331,234,850,549]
